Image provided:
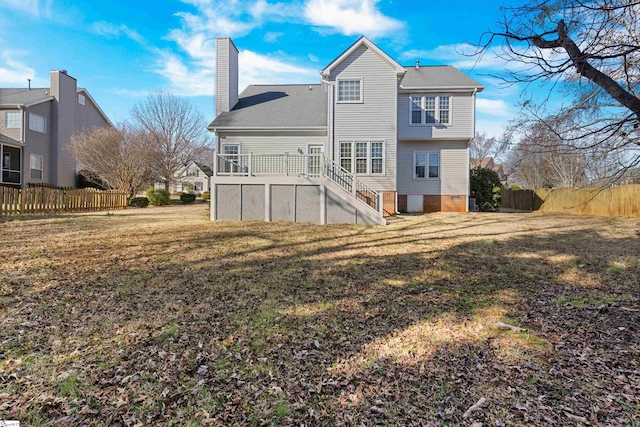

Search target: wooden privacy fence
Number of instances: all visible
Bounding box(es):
[0,185,127,216]
[502,184,640,217]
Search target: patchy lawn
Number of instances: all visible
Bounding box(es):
[1,205,639,426]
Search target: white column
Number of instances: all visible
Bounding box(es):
[210,184,217,221]
[264,183,271,222]
[320,184,326,225]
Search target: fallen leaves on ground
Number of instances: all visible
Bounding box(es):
[0,205,639,425]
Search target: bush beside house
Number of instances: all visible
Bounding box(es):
[471,167,503,212]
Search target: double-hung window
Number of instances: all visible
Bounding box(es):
[339,140,384,175]
[371,142,383,174]
[337,79,362,102]
[340,142,352,172]
[409,95,451,126]
[30,154,43,180]
[29,113,47,133]
[355,142,368,174]
[4,111,20,128]
[414,151,440,179]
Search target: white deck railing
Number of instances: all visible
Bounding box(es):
[215,153,382,213]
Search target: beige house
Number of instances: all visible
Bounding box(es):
[0,70,111,188]
[208,36,483,224]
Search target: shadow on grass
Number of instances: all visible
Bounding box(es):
[0,214,638,425]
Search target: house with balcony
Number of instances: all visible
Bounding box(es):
[208,36,483,225]
[0,70,111,188]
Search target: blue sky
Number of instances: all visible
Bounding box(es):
[0,0,523,138]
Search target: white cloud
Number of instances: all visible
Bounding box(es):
[90,21,145,44]
[0,0,52,18]
[308,53,319,62]
[0,50,36,85]
[304,0,404,38]
[476,98,512,118]
[400,44,514,71]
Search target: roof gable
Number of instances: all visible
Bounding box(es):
[321,36,405,77]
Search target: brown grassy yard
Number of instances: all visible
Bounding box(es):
[1,205,639,426]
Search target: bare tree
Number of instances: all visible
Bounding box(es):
[470,131,505,161]
[131,92,211,191]
[506,118,589,188]
[474,0,640,182]
[69,124,155,199]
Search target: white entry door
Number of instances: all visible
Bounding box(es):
[307,145,323,175]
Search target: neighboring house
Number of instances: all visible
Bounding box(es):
[0,70,111,188]
[208,36,483,225]
[471,157,509,185]
[157,161,213,194]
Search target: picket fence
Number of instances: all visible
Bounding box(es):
[0,185,127,216]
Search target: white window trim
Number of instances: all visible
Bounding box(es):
[336,78,364,104]
[78,94,86,105]
[413,151,441,180]
[408,94,452,127]
[338,140,385,176]
[30,153,43,180]
[4,111,21,129]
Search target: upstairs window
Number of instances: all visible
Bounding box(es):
[4,111,21,128]
[409,95,451,126]
[29,113,47,134]
[337,79,362,102]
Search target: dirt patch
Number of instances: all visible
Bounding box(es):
[1,207,639,425]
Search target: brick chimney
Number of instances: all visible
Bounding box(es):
[215,37,239,117]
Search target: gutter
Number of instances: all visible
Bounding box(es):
[208,126,327,132]
[399,86,485,92]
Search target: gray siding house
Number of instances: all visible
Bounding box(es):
[0,70,111,188]
[208,37,483,225]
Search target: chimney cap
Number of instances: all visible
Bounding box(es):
[415,60,420,69]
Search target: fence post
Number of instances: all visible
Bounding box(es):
[248,152,253,176]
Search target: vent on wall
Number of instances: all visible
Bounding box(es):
[78,94,85,105]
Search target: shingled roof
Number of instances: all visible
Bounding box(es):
[400,66,484,90]
[0,88,51,106]
[209,84,327,130]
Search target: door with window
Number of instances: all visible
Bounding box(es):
[307,145,323,175]
[221,145,239,173]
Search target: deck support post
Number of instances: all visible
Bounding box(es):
[320,184,326,225]
[264,183,271,222]
[210,184,217,221]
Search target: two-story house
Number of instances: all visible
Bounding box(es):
[155,161,213,194]
[208,36,483,225]
[0,70,111,188]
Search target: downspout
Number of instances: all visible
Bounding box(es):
[19,105,27,188]
[468,88,478,212]
[321,77,335,163]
